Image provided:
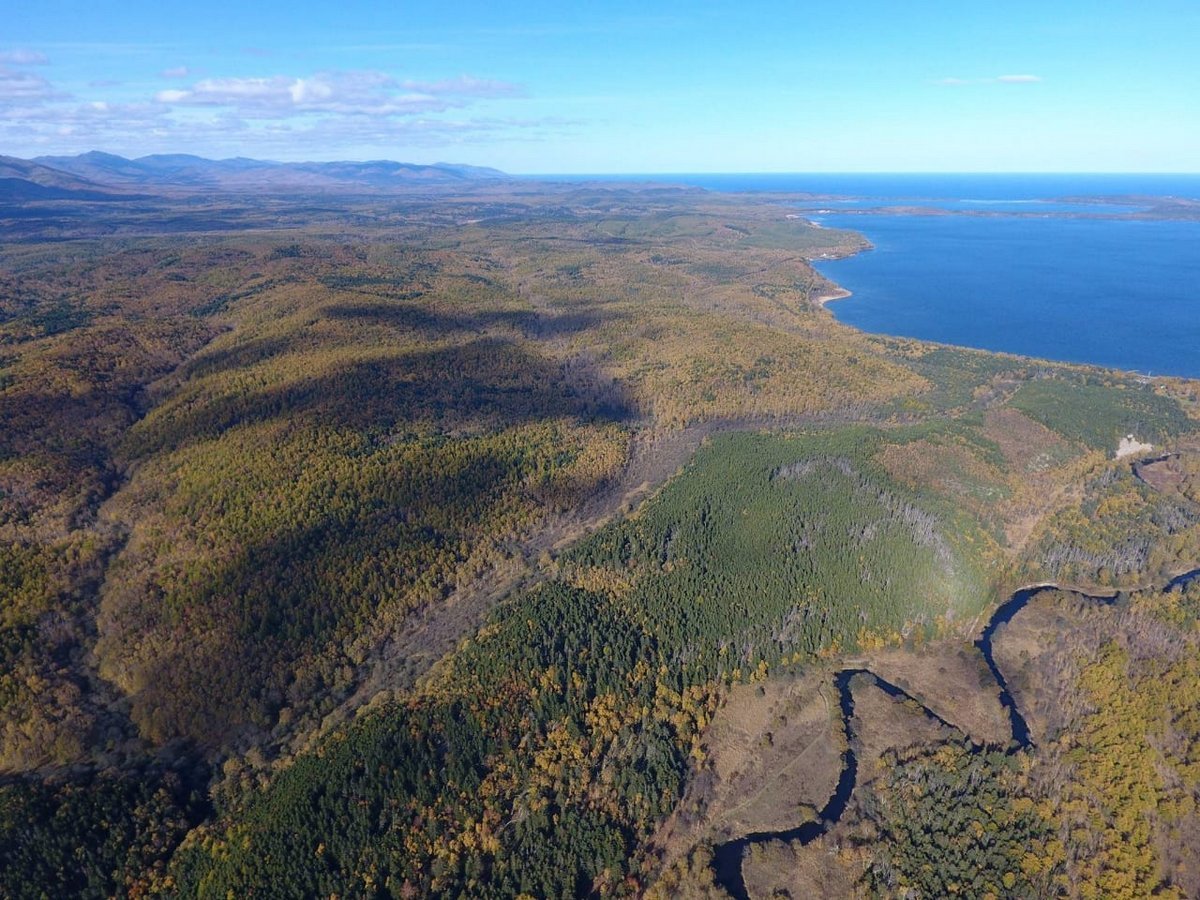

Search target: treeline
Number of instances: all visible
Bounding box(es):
[3,191,1198,898]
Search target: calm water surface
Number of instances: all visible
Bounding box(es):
[542,174,1200,376]
[812,212,1200,377]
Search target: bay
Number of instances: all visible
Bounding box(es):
[553,173,1200,377]
[812,211,1200,378]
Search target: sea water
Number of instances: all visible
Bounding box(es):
[548,174,1200,377]
[810,210,1200,377]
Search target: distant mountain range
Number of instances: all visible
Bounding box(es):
[0,151,510,199]
[0,154,139,201]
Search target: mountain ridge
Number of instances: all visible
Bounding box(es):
[1,151,510,198]
[0,154,140,201]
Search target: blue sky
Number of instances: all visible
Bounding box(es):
[4,1,1198,172]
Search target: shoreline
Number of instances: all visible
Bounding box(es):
[804,214,1200,381]
[814,287,852,308]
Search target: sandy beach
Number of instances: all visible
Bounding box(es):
[814,287,852,308]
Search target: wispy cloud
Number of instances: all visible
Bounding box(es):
[325,43,452,55]
[0,67,63,103]
[153,70,521,117]
[1,104,564,157]
[242,114,566,150]
[933,74,1044,86]
[0,49,48,65]
[2,64,545,158]
[2,99,171,145]
[399,75,523,98]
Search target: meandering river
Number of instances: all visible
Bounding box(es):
[709,570,1200,899]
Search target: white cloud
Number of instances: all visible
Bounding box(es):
[152,70,524,118]
[0,104,563,158]
[1,99,172,149]
[154,70,464,116]
[996,74,1042,84]
[161,65,190,79]
[289,77,333,104]
[0,49,48,65]
[934,77,970,86]
[2,65,539,159]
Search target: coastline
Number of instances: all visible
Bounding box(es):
[803,205,1200,379]
[814,286,852,308]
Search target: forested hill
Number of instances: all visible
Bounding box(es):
[1,182,1197,897]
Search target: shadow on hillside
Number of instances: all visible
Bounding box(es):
[181,305,618,384]
[322,302,615,340]
[103,414,606,748]
[126,336,633,458]
[180,334,299,380]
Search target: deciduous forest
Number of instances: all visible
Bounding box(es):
[1,182,1198,898]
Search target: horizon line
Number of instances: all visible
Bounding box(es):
[9,151,1200,177]
[517,170,1200,177]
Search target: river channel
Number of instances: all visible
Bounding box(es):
[709,570,1200,899]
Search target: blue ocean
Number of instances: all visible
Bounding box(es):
[554,174,1200,378]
